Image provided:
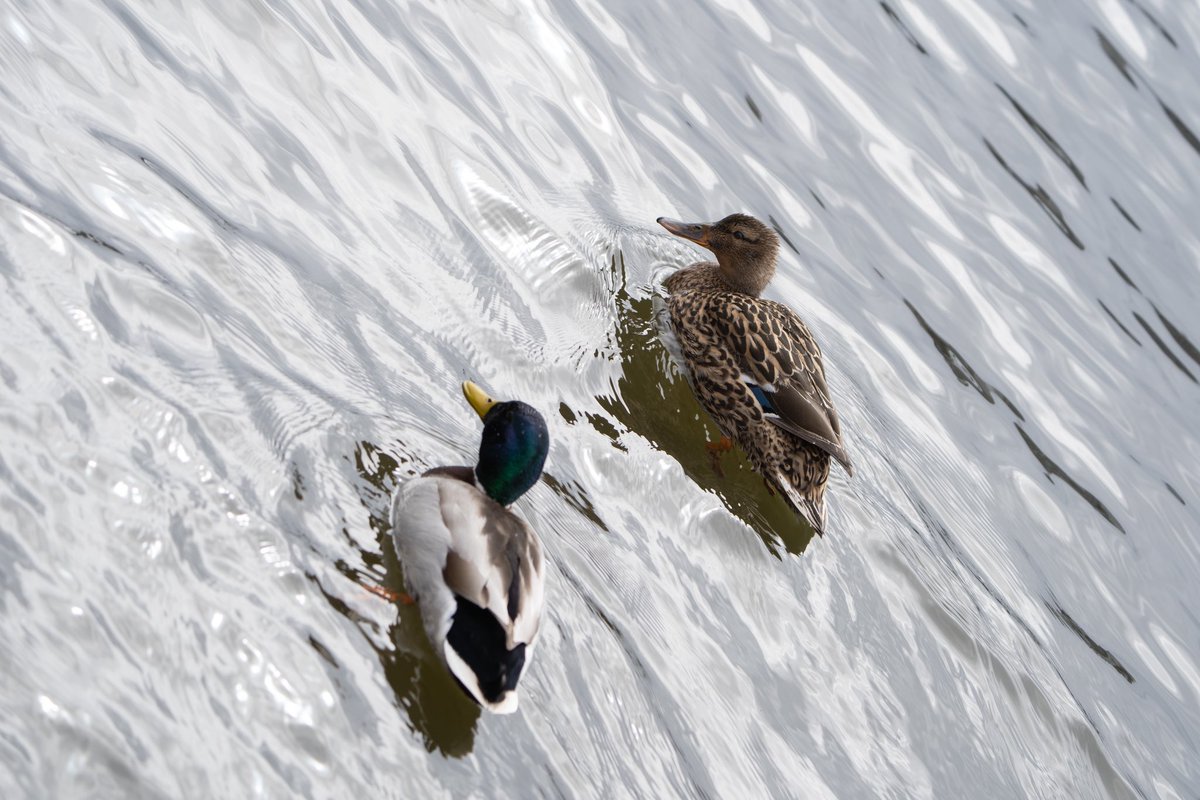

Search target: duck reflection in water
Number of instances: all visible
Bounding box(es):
[345,439,479,757]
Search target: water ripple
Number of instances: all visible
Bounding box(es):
[2,0,1200,797]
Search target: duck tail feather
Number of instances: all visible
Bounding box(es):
[772,473,827,536]
[444,596,527,713]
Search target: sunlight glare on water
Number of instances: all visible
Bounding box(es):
[1,0,1199,797]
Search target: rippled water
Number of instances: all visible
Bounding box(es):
[2,0,1199,796]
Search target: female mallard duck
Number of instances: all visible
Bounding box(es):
[390,380,548,713]
[655,213,852,535]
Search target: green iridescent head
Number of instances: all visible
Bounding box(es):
[463,381,549,506]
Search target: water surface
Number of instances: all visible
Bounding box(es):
[1,0,1199,797]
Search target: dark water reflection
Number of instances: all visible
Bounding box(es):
[2,0,1200,797]
[346,441,482,757]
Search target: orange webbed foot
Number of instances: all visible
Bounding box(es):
[705,436,734,477]
[705,435,734,453]
[360,582,415,605]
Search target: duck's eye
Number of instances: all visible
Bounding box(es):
[734,230,747,241]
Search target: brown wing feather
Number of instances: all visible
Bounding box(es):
[716,296,853,474]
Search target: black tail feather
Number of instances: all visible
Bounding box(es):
[445,596,526,704]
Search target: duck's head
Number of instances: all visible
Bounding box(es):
[462,380,549,506]
[657,213,780,296]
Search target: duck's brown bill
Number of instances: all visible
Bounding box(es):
[657,217,711,247]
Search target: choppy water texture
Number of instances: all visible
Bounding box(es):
[1,0,1199,797]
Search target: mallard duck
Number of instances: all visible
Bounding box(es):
[655,213,852,534]
[390,381,548,713]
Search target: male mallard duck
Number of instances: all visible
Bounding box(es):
[655,213,852,534]
[390,381,548,713]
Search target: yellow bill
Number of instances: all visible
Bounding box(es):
[462,380,497,419]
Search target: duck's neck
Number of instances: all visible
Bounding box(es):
[715,253,775,296]
[472,467,505,506]
[424,465,519,506]
[473,464,537,507]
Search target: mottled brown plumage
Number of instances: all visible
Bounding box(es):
[656,213,852,534]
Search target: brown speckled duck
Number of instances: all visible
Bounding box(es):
[655,213,852,534]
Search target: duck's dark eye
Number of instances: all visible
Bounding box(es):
[734,230,747,241]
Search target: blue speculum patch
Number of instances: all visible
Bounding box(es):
[749,384,776,414]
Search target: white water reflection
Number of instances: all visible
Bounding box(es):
[1,0,1199,797]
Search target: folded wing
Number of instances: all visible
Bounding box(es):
[715,297,853,475]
